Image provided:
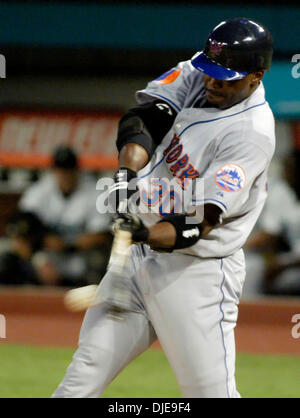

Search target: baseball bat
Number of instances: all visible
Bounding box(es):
[64,228,132,314]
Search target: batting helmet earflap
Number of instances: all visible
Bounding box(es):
[191,18,273,81]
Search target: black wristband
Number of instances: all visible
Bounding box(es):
[158,215,203,250]
[131,227,150,243]
[118,213,150,243]
[114,167,137,183]
[109,168,138,213]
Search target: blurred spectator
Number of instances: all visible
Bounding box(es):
[0,211,44,285]
[13,146,112,287]
[245,153,300,296]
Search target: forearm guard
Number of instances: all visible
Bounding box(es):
[159,215,203,250]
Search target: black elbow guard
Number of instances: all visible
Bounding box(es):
[159,215,203,250]
[116,113,156,158]
[116,100,177,160]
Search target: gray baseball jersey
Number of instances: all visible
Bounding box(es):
[136,60,275,258]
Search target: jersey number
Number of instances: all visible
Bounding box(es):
[141,178,182,217]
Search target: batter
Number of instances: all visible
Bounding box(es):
[53,18,275,398]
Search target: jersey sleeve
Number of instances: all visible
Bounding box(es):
[135,60,195,112]
[193,134,272,217]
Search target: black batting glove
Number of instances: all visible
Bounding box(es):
[108,167,138,214]
[112,213,149,243]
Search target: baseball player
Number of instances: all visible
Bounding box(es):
[53,18,275,398]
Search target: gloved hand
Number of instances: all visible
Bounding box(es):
[112,213,149,244]
[107,213,149,318]
[107,167,138,214]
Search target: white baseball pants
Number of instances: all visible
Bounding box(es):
[52,245,245,398]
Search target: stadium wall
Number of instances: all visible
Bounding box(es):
[0,287,299,355]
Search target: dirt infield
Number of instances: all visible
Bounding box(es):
[0,286,299,355]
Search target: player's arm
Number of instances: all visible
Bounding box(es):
[109,100,178,212]
[119,59,194,172]
[117,100,177,167]
[118,143,149,172]
[150,203,221,249]
[117,204,221,250]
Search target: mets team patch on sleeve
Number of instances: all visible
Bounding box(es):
[215,164,246,192]
[154,68,181,85]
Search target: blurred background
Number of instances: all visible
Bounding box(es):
[0,0,299,296]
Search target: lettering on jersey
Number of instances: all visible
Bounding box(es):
[163,133,180,156]
[178,164,200,190]
[215,164,246,192]
[170,154,189,175]
[140,178,182,217]
[154,68,182,85]
[141,178,168,206]
[163,134,200,190]
[166,144,183,163]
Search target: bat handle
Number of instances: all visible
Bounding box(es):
[63,228,134,314]
[108,229,132,273]
[106,228,133,319]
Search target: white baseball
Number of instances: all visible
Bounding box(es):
[64,285,99,312]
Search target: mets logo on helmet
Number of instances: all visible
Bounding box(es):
[215,164,246,192]
[210,40,225,58]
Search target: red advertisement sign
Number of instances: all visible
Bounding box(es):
[0,110,120,170]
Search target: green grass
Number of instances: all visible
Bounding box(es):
[0,344,299,398]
